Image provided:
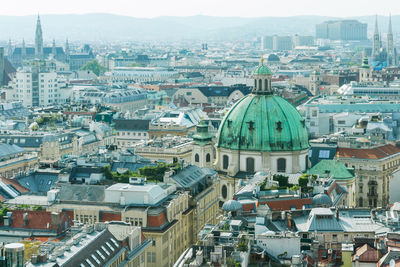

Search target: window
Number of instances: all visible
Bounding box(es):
[195,153,199,162]
[246,157,255,173]
[318,150,330,159]
[223,155,229,169]
[206,153,211,162]
[277,158,286,173]
[221,184,228,199]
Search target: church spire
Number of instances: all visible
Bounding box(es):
[374,15,379,35]
[35,14,44,59]
[7,39,12,58]
[65,38,69,56]
[372,15,381,61]
[52,39,57,57]
[22,39,26,59]
[387,14,396,66]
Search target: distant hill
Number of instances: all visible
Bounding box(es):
[0,14,398,43]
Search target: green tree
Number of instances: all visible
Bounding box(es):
[273,174,289,187]
[80,60,106,76]
[298,174,309,188]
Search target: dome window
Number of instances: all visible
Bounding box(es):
[276,121,282,132]
[195,153,199,162]
[247,121,255,131]
[206,153,211,162]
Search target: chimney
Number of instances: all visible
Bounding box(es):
[23,212,29,226]
[51,212,61,226]
[287,212,293,230]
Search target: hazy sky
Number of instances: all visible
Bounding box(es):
[1,0,399,17]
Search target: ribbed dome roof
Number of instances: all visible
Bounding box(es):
[253,64,272,75]
[312,193,332,206]
[217,94,309,152]
[222,200,243,211]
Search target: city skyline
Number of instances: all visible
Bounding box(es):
[2,0,400,18]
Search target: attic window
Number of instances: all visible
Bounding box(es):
[247,121,255,130]
[276,121,282,132]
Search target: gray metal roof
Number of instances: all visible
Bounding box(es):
[58,184,105,203]
[170,165,216,189]
[0,143,25,159]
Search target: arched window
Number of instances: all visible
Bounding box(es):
[254,79,257,88]
[223,155,229,169]
[246,157,255,173]
[359,197,363,207]
[258,79,262,90]
[195,153,199,162]
[206,153,211,162]
[277,158,286,173]
[221,184,228,199]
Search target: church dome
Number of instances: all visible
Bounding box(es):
[312,193,332,207]
[252,64,273,75]
[216,94,309,152]
[222,200,243,212]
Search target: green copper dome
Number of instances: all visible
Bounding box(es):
[217,94,309,152]
[253,64,273,75]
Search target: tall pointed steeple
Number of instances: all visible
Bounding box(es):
[35,14,44,59]
[22,39,26,59]
[387,14,395,66]
[52,39,57,57]
[65,38,69,56]
[7,39,12,58]
[372,15,381,61]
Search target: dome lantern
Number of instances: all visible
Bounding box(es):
[252,57,273,95]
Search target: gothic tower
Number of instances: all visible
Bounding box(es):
[372,15,381,61]
[65,38,70,62]
[35,15,44,59]
[22,39,26,59]
[7,39,12,58]
[52,39,57,57]
[387,15,396,66]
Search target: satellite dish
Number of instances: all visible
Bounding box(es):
[390,259,395,267]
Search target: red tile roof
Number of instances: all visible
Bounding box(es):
[0,210,72,234]
[100,212,122,222]
[336,144,400,160]
[353,244,380,263]
[260,198,312,211]
[241,202,256,212]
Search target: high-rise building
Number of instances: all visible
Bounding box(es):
[261,36,273,50]
[293,35,315,47]
[6,60,62,107]
[272,35,293,51]
[316,20,367,41]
